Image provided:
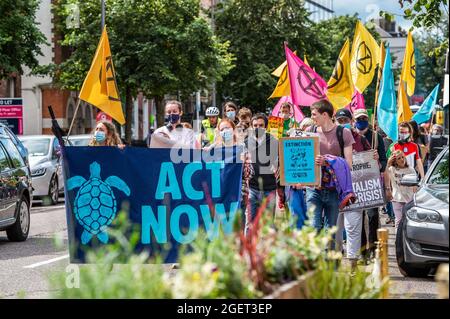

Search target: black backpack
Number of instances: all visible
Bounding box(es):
[312,125,345,157]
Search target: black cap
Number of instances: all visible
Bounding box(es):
[335,108,352,120]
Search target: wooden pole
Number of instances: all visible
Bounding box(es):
[67,98,82,138]
[377,228,389,298]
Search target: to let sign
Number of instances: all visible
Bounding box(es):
[0,98,23,135]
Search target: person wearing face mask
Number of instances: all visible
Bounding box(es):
[150,100,197,148]
[223,101,239,125]
[352,109,387,263]
[391,121,425,180]
[279,102,298,137]
[244,113,280,234]
[89,121,124,148]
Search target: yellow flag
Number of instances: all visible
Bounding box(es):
[400,31,416,96]
[79,26,125,124]
[398,81,413,122]
[271,51,297,77]
[374,42,386,107]
[350,21,380,93]
[304,54,310,67]
[268,64,290,98]
[327,39,354,109]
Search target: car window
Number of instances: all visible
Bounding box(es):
[428,150,449,185]
[70,138,90,146]
[0,138,26,168]
[21,138,51,157]
[52,138,60,158]
[0,144,12,172]
[4,127,28,159]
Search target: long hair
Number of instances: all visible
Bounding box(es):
[89,121,122,146]
[388,150,409,169]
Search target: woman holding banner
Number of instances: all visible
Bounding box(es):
[88,121,124,148]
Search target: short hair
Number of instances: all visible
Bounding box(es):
[251,113,268,128]
[165,100,182,112]
[311,99,334,118]
[281,102,292,111]
[223,101,238,112]
[237,107,252,120]
[399,121,413,133]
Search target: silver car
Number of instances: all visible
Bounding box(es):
[19,135,64,205]
[68,134,91,146]
[396,146,449,277]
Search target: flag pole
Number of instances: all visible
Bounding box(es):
[372,69,382,149]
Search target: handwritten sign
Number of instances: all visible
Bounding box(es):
[267,116,283,139]
[279,136,320,186]
[341,150,386,211]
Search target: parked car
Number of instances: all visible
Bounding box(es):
[67,134,91,146]
[19,135,65,205]
[0,126,33,241]
[396,146,449,277]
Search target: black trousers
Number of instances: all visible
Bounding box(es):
[361,208,379,257]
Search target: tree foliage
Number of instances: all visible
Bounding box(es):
[0,0,47,79]
[48,0,234,142]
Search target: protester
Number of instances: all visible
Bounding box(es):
[223,101,239,125]
[244,113,280,233]
[89,121,124,148]
[150,100,197,148]
[353,109,386,262]
[334,108,372,269]
[306,100,355,237]
[237,107,252,127]
[428,124,448,168]
[236,121,250,145]
[201,106,221,147]
[391,121,425,179]
[386,150,416,227]
[279,102,298,137]
[376,127,395,225]
[409,120,429,169]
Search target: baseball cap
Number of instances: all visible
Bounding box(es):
[354,109,369,119]
[335,108,352,120]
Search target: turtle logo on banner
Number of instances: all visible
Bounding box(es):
[328,58,344,89]
[410,49,416,79]
[297,66,326,99]
[356,42,373,75]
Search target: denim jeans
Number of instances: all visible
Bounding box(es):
[385,201,395,219]
[245,188,276,234]
[305,188,340,232]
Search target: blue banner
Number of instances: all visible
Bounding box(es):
[62,146,243,263]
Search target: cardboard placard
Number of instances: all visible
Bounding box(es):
[279,136,321,186]
[341,150,386,211]
[267,116,284,139]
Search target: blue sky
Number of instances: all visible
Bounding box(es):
[333,0,413,30]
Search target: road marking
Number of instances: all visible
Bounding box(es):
[24,254,69,269]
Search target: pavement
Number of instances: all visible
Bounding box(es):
[0,199,441,299]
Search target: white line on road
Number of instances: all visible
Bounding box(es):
[24,254,69,269]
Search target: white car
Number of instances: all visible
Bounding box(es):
[68,134,91,146]
[19,135,64,205]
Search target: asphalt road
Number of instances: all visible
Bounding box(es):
[0,200,440,299]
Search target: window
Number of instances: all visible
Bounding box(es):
[0,145,11,172]
[428,150,449,185]
[21,138,50,157]
[0,138,25,168]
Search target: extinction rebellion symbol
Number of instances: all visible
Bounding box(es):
[356,42,373,75]
[410,49,416,79]
[297,66,325,99]
[328,58,344,89]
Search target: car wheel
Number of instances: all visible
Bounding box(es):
[6,197,30,242]
[49,175,59,205]
[395,216,431,278]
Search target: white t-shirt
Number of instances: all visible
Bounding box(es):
[388,166,416,203]
[150,125,197,148]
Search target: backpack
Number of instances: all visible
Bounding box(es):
[312,125,345,157]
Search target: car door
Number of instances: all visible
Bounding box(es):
[0,141,14,221]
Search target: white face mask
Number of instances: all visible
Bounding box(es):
[220,128,233,142]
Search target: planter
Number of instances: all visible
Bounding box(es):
[264,271,315,299]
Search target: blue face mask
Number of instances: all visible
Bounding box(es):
[220,129,233,142]
[226,111,236,120]
[94,131,106,143]
[340,123,352,130]
[355,120,369,131]
[166,113,180,124]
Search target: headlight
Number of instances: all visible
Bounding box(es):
[406,207,443,223]
[31,167,47,177]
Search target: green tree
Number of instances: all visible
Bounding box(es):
[0,0,47,79]
[49,0,233,142]
[214,0,328,112]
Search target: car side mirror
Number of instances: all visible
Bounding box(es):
[400,173,420,187]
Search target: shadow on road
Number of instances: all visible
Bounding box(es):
[0,236,67,261]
